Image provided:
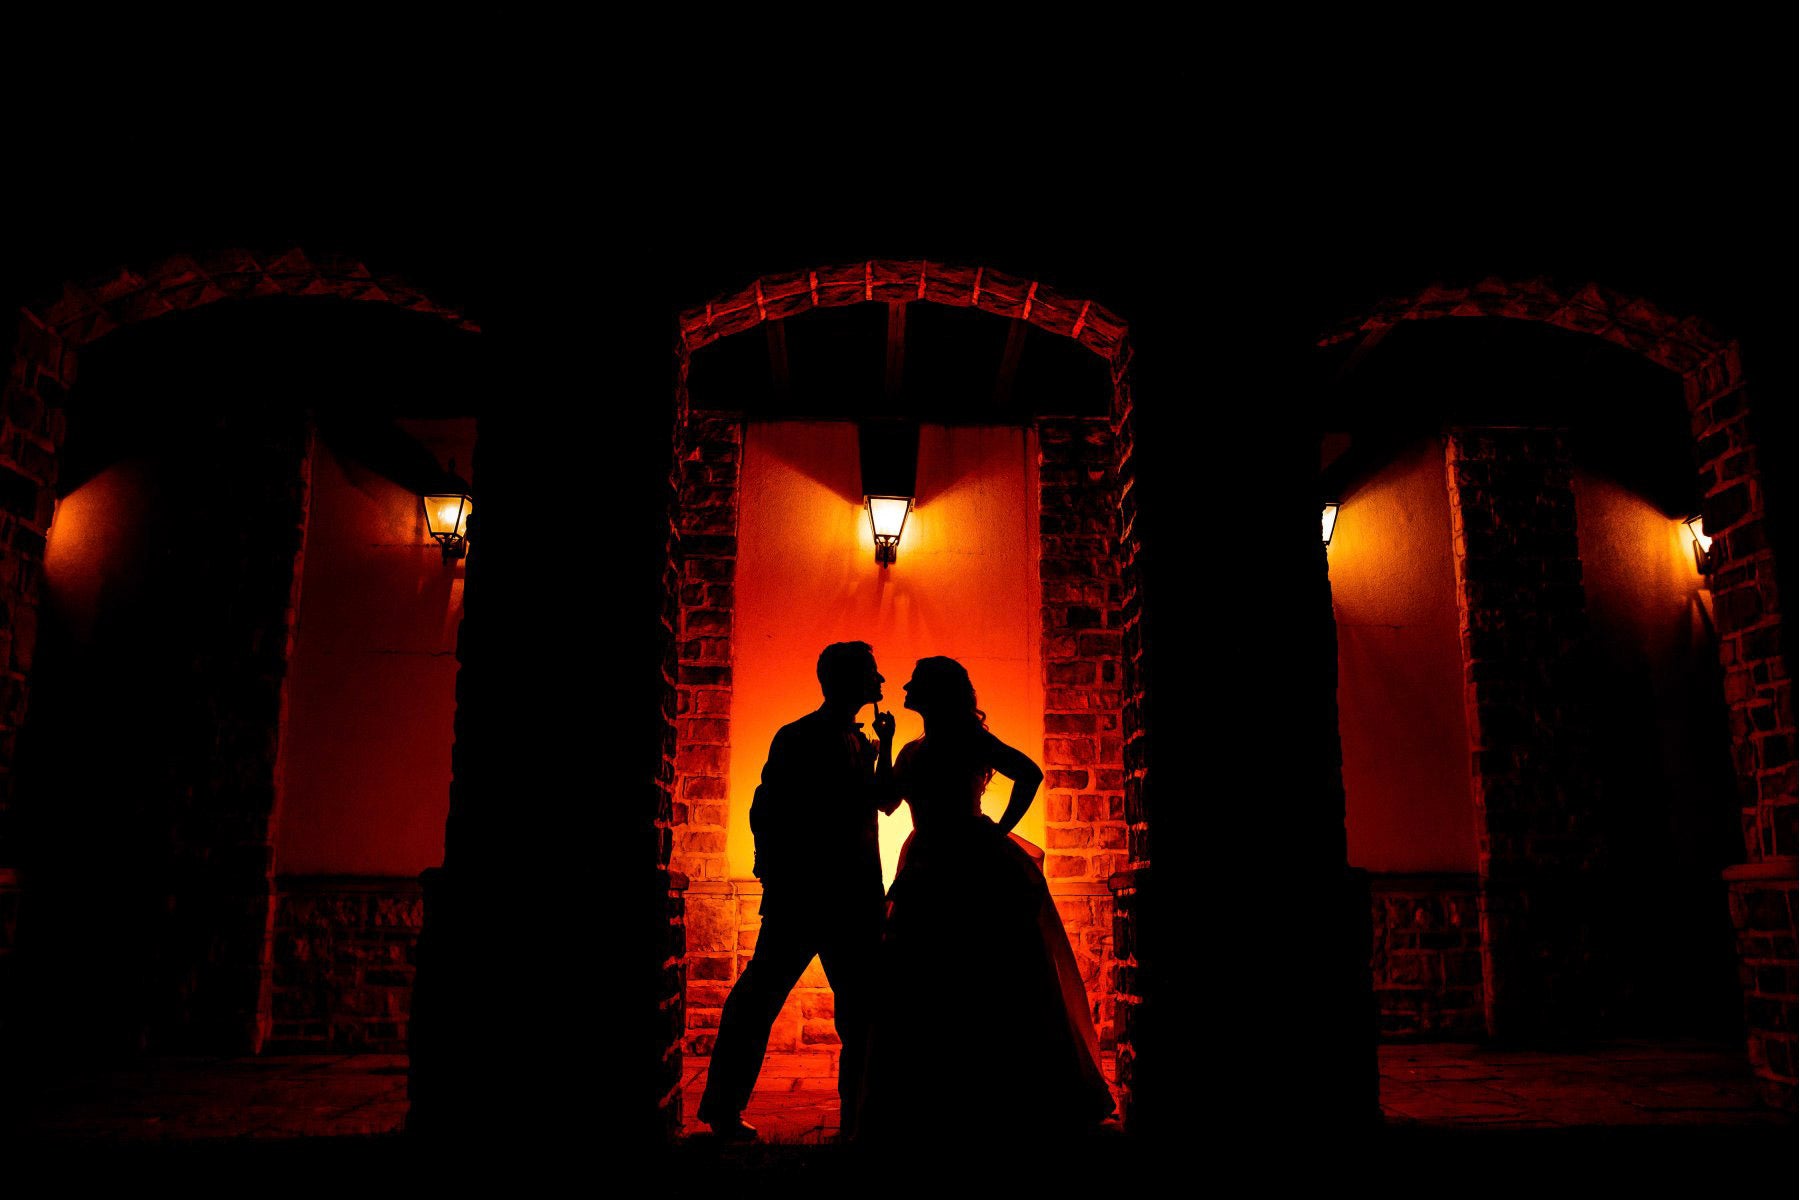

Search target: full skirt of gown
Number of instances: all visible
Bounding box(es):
[857,818,1115,1141]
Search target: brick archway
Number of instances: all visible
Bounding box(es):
[0,249,478,1052]
[652,259,1157,1129]
[1321,278,1795,1104]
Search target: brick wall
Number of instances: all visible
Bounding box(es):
[0,313,68,854]
[671,415,740,887]
[1039,416,1126,1048]
[1103,350,1152,1131]
[1686,350,1797,1107]
[268,876,422,1051]
[1370,875,1484,1038]
[650,354,699,1133]
[1725,863,1796,1108]
[1444,428,1602,1039]
[683,880,840,1066]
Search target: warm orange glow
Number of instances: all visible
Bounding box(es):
[1327,440,1478,873]
[423,494,472,541]
[866,494,912,564]
[1684,513,1712,572]
[1321,501,1340,545]
[45,462,156,646]
[732,423,1044,889]
[278,426,474,874]
[866,495,911,539]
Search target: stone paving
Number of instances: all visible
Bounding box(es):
[4,1040,1789,1146]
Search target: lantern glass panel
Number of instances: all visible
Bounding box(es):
[1685,514,1712,554]
[867,495,911,542]
[425,494,471,539]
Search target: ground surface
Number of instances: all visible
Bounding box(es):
[5,1042,1791,1192]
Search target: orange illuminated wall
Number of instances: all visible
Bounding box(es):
[1329,437,1479,873]
[730,422,1043,887]
[273,420,474,876]
[43,461,156,648]
[1572,470,1732,846]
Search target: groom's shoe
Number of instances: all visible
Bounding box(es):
[703,1113,758,1142]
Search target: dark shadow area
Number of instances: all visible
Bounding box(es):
[5,299,481,1075]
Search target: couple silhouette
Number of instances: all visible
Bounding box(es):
[696,642,1114,1143]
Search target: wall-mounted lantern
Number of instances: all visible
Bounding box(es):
[1321,501,1340,547]
[1685,513,1713,574]
[866,495,913,566]
[859,419,920,569]
[424,493,473,562]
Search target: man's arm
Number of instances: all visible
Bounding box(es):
[748,727,797,879]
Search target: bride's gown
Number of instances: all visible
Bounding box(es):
[857,734,1115,1139]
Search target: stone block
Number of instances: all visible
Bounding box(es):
[676,829,726,854]
[1055,899,1092,927]
[769,1011,803,1051]
[1045,738,1096,765]
[675,744,728,775]
[678,717,730,744]
[784,1051,840,1077]
[801,1021,840,1046]
[686,896,739,954]
[689,955,735,981]
[1046,712,1097,734]
[683,774,728,799]
[692,690,733,715]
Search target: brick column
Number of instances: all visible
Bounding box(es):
[671,415,740,887]
[1686,348,1797,1108]
[269,876,423,1051]
[0,313,67,858]
[1369,874,1485,1037]
[650,354,699,1133]
[1444,428,1602,1039]
[1038,417,1126,1049]
[1104,354,1153,1129]
[0,315,63,1047]
[656,869,690,1126]
[670,413,744,1061]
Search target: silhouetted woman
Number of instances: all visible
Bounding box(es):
[857,656,1114,1143]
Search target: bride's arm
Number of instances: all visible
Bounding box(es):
[983,733,1043,837]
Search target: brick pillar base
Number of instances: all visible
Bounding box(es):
[1725,860,1797,1109]
[1108,866,1152,1133]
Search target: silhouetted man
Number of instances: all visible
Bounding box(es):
[696,641,897,1140]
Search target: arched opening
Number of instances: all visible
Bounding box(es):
[2,255,478,1083]
[653,260,1150,1138]
[1317,283,1792,1100]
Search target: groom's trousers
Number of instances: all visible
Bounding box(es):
[697,897,881,1132]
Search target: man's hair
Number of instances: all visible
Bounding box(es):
[816,641,874,695]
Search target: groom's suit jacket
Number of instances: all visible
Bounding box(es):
[749,708,887,922]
